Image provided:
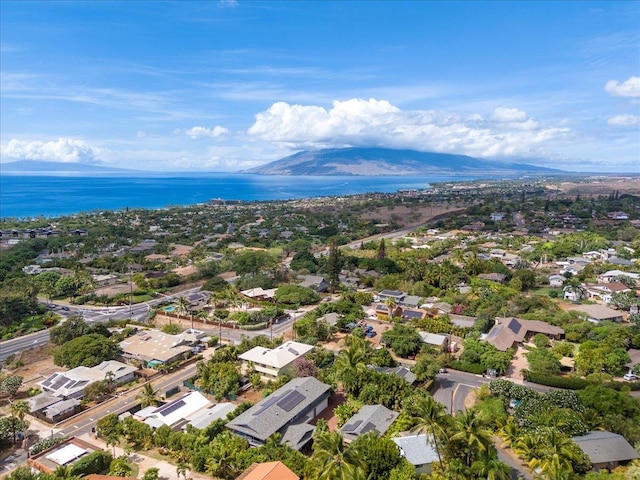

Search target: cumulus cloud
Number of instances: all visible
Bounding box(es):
[0,138,105,163]
[608,114,640,126]
[247,98,569,159]
[605,76,640,97]
[184,126,230,139]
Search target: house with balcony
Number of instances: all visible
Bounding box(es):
[238,341,314,381]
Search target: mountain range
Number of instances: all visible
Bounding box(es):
[2,148,561,176]
[243,148,561,176]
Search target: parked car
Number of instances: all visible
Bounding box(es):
[624,373,638,381]
[365,330,377,338]
[61,306,70,311]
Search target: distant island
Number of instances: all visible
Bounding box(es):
[0,160,135,175]
[2,148,563,177]
[243,147,563,176]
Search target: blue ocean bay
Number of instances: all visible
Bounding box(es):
[0,173,479,219]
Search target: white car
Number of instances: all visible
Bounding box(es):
[623,373,638,381]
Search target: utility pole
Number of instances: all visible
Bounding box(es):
[129,266,133,319]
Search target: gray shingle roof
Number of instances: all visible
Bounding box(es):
[572,431,640,465]
[226,377,330,449]
[339,405,399,442]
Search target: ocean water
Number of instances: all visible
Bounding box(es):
[0,173,478,219]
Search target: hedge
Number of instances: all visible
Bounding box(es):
[449,361,485,375]
[524,371,591,390]
[239,322,268,331]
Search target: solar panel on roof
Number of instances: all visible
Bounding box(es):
[277,390,305,412]
[343,419,362,432]
[157,399,185,416]
[360,422,378,434]
[42,376,55,387]
[254,394,281,415]
[507,318,521,334]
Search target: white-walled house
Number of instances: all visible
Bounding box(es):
[238,341,314,381]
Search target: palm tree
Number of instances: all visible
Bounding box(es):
[384,297,397,319]
[471,449,512,480]
[410,395,448,468]
[10,400,29,422]
[450,409,493,468]
[104,371,116,392]
[176,461,189,480]
[496,416,521,448]
[562,278,586,302]
[137,383,161,408]
[334,337,368,395]
[310,430,366,480]
[106,431,121,457]
[534,453,575,480]
[176,296,190,319]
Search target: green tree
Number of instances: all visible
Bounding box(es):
[409,395,448,468]
[450,409,493,468]
[136,383,162,408]
[195,360,241,400]
[53,333,118,368]
[325,241,342,293]
[109,457,133,477]
[141,468,160,480]
[0,375,23,397]
[308,430,366,480]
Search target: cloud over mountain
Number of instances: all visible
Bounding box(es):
[247,98,569,160]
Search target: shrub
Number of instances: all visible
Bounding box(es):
[524,371,592,390]
[449,361,486,375]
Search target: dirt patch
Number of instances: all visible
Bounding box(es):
[550,178,640,198]
[236,387,263,404]
[359,205,462,228]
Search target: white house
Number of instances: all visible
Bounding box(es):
[548,274,566,287]
[598,270,639,284]
[393,433,439,475]
[135,391,212,429]
[238,341,314,381]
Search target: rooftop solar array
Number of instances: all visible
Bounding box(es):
[254,394,281,416]
[360,422,378,434]
[277,390,305,412]
[157,399,185,417]
[507,318,522,334]
[342,419,362,432]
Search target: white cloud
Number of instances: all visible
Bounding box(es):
[492,107,528,122]
[0,138,106,163]
[605,76,640,97]
[247,98,569,159]
[607,114,640,126]
[184,126,230,139]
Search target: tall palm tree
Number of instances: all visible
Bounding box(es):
[450,409,493,468]
[496,416,521,448]
[176,296,190,319]
[310,430,366,480]
[384,297,397,319]
[104,371,116,392]
[410,395,448,468]
[534,453,575,480]
[334,337,368,395]
[136,383,161,408]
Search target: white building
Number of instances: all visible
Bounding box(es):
[135,391,213,429]
[238,341,314,381]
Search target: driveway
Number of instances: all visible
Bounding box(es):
[506,346,529,382]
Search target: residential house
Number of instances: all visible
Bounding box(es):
[39,360,137,399]
[184,402,236,430]
[339,405,399,443]
[609,257,635,267]
[625,349,640,371]
[490,212,506,221]
[238,341,314,381]
[548,274,566,287]
[477,273,507,283]
[598,270,639,284]
[572,431,639,470]
[393,433,439,475]
[240,287,277,301]
[119,329,192,367]
[585,282,632,304]
[42,399,81,423]
[297,275,329,292]
[607,212,629,220]
[134,391,213,430]
[484,317,564,352]
[226,377,331,450]
[372,365,417,385]
[237,461,299,480]
[449,314,477,329]
[569,304,625,323]
[419,332,449,350]
[28,437,102,474]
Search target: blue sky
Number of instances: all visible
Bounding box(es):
[1,0,639,173]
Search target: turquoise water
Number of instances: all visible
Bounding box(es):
[164,306,176,313]
[0,172,484,219]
